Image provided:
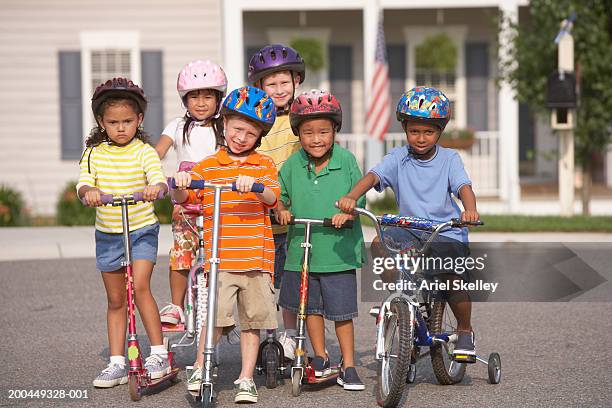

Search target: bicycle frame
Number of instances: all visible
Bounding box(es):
[353,207,458,361]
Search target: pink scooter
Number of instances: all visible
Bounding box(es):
[88,191,179,401]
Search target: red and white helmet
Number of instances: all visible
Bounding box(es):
[177,60,228,99]
[289,89,342,135]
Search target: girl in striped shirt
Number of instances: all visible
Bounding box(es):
[78,78,170,388]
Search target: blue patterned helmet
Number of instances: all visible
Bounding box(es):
[396,86,451,130]
[221,86,276,136]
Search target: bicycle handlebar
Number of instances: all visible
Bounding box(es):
[168,177,265,193]
[334,202,482,255]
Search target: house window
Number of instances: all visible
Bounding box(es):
[90,50,131,92]
[80,31,140,140]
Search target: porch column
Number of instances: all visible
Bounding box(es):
[222,2,244,92]
[498,0,521,212]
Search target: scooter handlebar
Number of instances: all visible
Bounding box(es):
[81,190,166,206]
[169,178,265,193]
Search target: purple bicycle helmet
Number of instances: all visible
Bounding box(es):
[247,44,306,85]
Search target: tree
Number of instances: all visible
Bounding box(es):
[499,0,612,215]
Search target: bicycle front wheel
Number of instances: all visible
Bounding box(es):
[376,300,413,408]
[429,300,466,384]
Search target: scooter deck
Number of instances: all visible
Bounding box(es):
[148,367,180,386]
[303,365,341,384]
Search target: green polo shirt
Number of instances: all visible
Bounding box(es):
[279,145,366,273]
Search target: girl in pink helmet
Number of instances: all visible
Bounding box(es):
[156,60,227,328]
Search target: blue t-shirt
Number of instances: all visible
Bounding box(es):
[370,145,471,243]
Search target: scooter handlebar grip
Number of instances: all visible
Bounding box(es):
[231,182,265,193]
[133,190,166,202]
[167,178,207,190]
[322,218,354,229]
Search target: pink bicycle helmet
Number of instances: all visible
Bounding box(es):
[177,60,228,99]
[289,89,342,135]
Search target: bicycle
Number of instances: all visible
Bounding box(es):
[89,191,180,401]
[349,206,501,408]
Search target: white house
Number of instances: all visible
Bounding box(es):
[1,0,610,217]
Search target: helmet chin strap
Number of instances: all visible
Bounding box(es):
[306,143,334,174]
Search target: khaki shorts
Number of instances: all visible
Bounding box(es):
[216,271,278,331]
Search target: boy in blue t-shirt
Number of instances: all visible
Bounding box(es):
[338,86,480,361]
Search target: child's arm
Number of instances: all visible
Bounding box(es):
[276,200,293,226]
[458,184,480,222]
[338,172,380,214]
[170,171,192,204]
[142,144,169,202]
[76,147,102,207]
[235,175,277,206]
[155,135,174,160]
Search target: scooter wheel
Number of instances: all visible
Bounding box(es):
[128,375,141,401]
[264,345,279,389]
[201,384,213,408]
[487,352,502,384]
[291,370,302,397]
[406,363,417,384]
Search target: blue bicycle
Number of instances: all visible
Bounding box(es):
[351,206,501,408]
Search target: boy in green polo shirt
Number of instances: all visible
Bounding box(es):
[276,90,365,391]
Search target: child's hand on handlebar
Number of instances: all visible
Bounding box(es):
[173,171,192,189]
[461,209,480,224]
[83,188,103,207]
[277,210,293,226]
[235,175,256,193]
[143,183,166,202]
[331,212,353,228]
[337,196,357,214]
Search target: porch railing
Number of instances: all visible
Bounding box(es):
[335,131,500,197]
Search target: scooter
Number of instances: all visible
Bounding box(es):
[169,177,265,408]
[92,191,179,401]
[284,216,353,397]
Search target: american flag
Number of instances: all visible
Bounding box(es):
[366,11,391,141]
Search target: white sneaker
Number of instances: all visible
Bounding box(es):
[144,354,171,379]
[93,363,128,388]
[278,331,296,361]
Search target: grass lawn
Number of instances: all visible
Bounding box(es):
[366,195,612,232]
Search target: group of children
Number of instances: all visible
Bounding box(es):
[78,43,480,404]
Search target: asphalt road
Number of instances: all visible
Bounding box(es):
[1,256,611,407]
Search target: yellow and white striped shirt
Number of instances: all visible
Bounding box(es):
[257,114,301,234]
[77,138,167,233]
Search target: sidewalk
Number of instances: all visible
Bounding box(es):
[1,225,612,262]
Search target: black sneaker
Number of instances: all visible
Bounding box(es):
[310,356,331,377]
[452,331,477,363]
[337,367,365,391]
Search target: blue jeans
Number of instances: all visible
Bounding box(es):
[273,233,287,289]
[95,223,159,272]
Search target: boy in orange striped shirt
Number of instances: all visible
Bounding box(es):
[171,86,280,404]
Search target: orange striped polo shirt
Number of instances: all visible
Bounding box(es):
[185,147,280,275]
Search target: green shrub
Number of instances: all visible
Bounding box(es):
[56,181,96,226]
[154,195,173,224]
[0,185,29,226]
[369,190,398,214]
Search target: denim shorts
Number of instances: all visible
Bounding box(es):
[273,233,287,289]
[278,269,358,321]
[95,223,159,272]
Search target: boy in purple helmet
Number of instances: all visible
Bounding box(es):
[339,86,481,361]
[248,44,305,361]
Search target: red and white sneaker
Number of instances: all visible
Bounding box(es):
[159,303,184,325]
